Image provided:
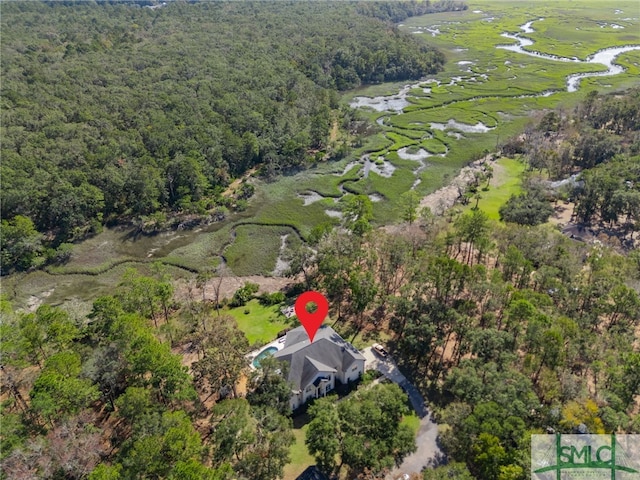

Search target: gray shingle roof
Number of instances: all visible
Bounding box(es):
[273,325,365,390]
[296,466,329,480]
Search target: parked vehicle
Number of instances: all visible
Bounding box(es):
[372,343,388,357]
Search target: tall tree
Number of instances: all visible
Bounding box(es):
[341,194,373,236]
[30,352,100,426]
[0,215,43,273]
[192,315,249,399]
[246,356,292,416]
[306,383,416,475]
[399,190,420,225]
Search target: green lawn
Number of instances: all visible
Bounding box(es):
[466,157,527,220]
[281,407,421,480]
[283,424,315,480]
[226,299,292,345]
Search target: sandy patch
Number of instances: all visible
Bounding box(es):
[174,274,296,305]
[549,202,575,226]
[419,156,495,215]
[25,288,55,312]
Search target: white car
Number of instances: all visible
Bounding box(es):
[372,343,388,357]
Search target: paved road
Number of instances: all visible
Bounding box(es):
[361,347,442,478]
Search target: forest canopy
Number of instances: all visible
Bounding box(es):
[0,0,446,274]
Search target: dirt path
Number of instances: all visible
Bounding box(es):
[222,167,257,197]
[549,201,575,227]
[329,119,339,143]
[419,156,495,215]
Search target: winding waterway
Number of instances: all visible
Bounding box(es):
[498,18,640,92]
[351,18,640,115]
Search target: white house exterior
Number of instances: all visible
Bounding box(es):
[273,325,366,410]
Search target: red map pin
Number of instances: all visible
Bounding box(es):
[295,291,328,343]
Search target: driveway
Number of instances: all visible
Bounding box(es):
[361,347,426,417]
[361,347,442,477]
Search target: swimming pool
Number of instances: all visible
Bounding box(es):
[252,346,278,368]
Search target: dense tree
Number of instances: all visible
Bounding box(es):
[2,42,639,480]
[574,156,640,227]
[246,356,292,416]
[306,397,342,471]
[15,305,79,367]
[117,268,174,328]
[306,383,416,475]
[356,0,468,23]
[0,215,43,273]
[573,128,620,169]
[118,410,206,479]
[209,399,293,480]
[0,0,446,271]
[423,462,474,480]
[499,185,554,226]
[192,315,249,399]
[236,407,294,480]
[29,352,100,426]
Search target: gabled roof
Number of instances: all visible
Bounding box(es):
[296,466,329,480]
[306,356,337,374]
[274,325,365,391]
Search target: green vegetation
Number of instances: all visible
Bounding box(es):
[502,88,640,237]
[466,157,526,220]
[283,88,640,475]
[499,183,554,225]
[1,4,639,479]
[306,384,416,474]
[227,299,291,345]
[290,209,639,479]
[225,225,291,276]
[401,412,422,436]
[6,0,640,312]
[283,425,315,480]
[0,270,298,479]
[1,0,445,272]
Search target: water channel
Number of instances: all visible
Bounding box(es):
[351,18,640,114]
[497,18,640,92]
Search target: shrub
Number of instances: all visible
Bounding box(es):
[257,291,286,306]
[229,282,260,307]
[499,187,554,226]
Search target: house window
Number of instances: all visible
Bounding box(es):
[352,365,358,371]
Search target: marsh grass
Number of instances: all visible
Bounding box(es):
[421,138,448,154]
[224,225,293,276]
[9,1,639,311]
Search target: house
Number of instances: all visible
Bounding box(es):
[273,325,365,410]
[296,466,330,480]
